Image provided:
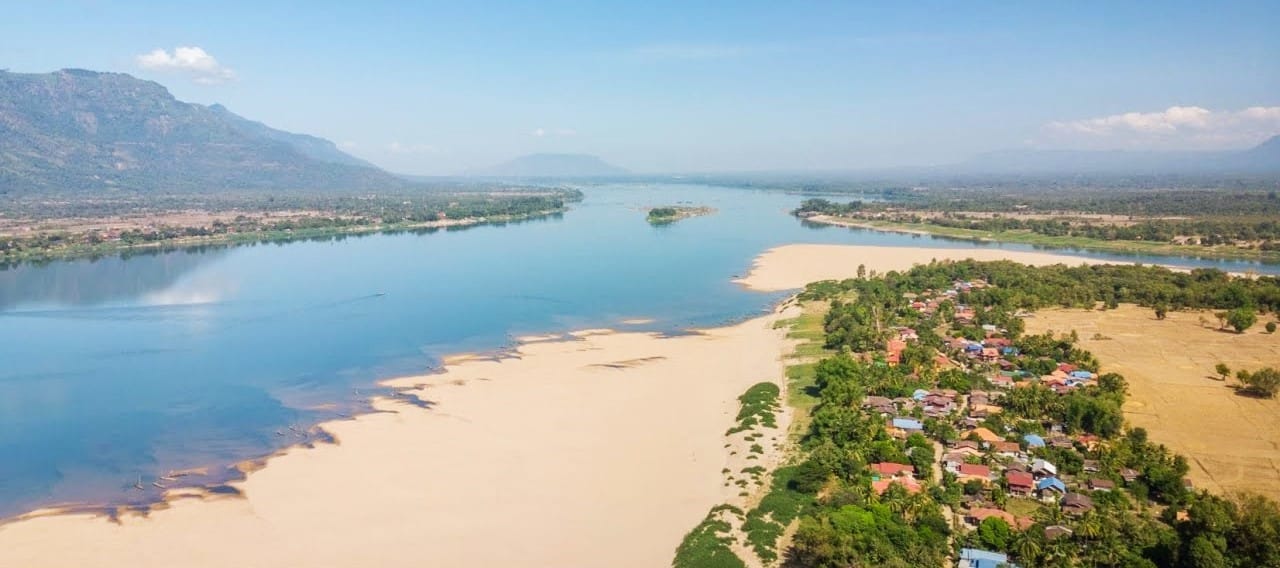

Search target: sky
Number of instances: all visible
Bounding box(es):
[2,1,1278,175]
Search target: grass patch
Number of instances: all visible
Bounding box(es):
[1005,498,1043,518]
[741,466,814,564]
[727,382,781,435]
[672,504,747,568]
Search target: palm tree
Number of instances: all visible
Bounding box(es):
[1077,512,1103,541]
[1012,533,1043,565]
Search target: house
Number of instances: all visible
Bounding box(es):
[1031,459,1058,478]
[1006,471,1035,496]
[898,327,919,341]
[957,463,993,484]
[1062,493,1095,515]
[1022,434,1046,448]
[870,462,915,478]
[1044,525,1074,541]
[1057,363,1078,373]
[912,389,930,401]
[988,374,1014,389]
[992,441,1022,458]
[1082,460,1101,473]
[872,476,923,495]
[1120,468,1140,483]
[942,452,970,473]
[1036,477,1067,500]
[966,507,1016,528]
[966,427,1004,445]
[980,347,1000,362]
[1088,478,1115,492]
[862,396,897,415]
[890,417,924,436]
[958,548,1018,568]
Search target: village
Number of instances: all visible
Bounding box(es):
[850,277,1188,568]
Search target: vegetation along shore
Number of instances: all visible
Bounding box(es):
[0,189,581,268]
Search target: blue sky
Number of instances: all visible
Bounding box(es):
[3,1,1278,174]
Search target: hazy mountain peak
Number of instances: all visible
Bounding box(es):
[472,153,628,177]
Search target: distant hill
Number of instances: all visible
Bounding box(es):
[472,153,628,177]
[0,69,407,193]
[961,136,1280,175]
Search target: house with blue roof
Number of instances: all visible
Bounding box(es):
[1022,433,1046,448]
[1036,477,1067,501]
[1069,370,1094,380]
[912,388,929,401]
[891,417,924,432]
[958,547,1018,568]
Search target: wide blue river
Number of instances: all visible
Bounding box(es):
[1,183,1276,517]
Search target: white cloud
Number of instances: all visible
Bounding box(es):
[1043,105,1280,150]
[136,46,236,84]
[386,141,438,154]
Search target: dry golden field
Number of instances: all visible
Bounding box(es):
[1026,304,1280,501]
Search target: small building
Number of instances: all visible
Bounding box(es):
[957,463,993,484]
[1022,434,1046,448]
[1006,471,1035,497]
[958,548,1018,568]
[1120,468,1141,483]
[870,462,916,478]
[1062,493,1095,515]
[872,476,923,495]
[966,507,1017,528]
[1044,525,1074,541]
[992,441,1022,458]
[1088,478,1115,492]
[1031,459,1058,478]
[966,427,1004,445]
[891,417,924,432]
[1036,477,1067,500]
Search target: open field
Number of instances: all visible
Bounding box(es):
[1026,304,1280,501]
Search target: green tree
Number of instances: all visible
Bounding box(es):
[1266,321,1277,334]
[1227,308,1257,334]
[1238,367,1280,398]
[1214,363,1231,381]
[978,517,1013,550]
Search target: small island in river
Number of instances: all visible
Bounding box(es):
[646,205,715,225]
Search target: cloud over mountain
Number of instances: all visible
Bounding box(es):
[136,46,236,85]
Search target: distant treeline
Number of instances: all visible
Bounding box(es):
[0,190,581,266]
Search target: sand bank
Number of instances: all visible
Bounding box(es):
[0,309,796,567]
[737,243,1102,291]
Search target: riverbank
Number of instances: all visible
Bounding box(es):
[804,214,1280,265]
[0,209,565,268]
[0,303,798,567]
[737,243,1106,291]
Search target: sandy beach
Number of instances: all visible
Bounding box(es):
[0,308,796,567]
[737,243,1100,291]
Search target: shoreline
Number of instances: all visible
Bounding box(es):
[804,213,1280,265]
[0,296,800,567]
[0,209,566,269]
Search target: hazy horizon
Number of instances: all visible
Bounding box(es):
[3,2,1277,175]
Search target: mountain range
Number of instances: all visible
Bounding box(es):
[0,69,406,193]
[958,136,1280,175]
[469,153,629,178]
